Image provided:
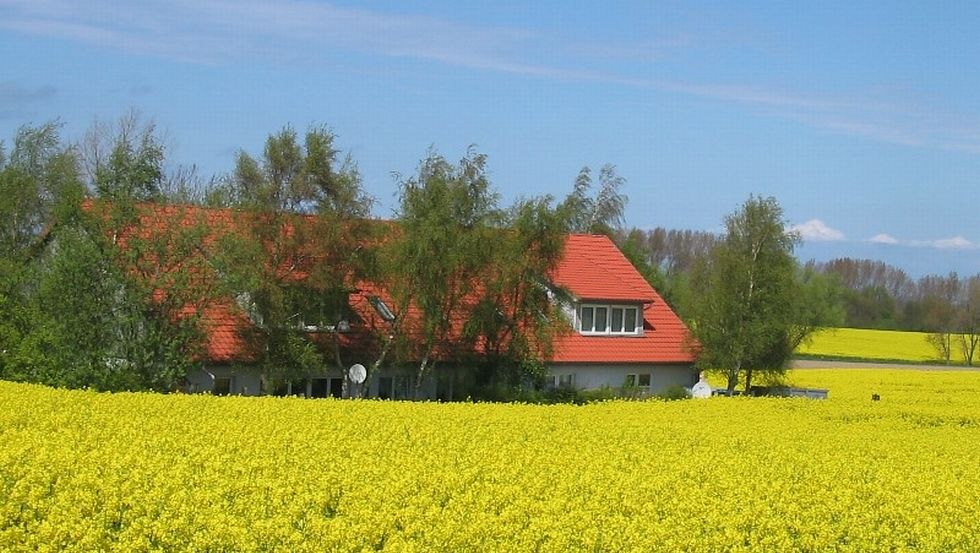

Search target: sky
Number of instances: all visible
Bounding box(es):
[1,0,978,277]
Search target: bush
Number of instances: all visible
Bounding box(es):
[577,385,617,403]
[545,384,583,404]
[655,385,691,401]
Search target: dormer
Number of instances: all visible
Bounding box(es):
[575,302,643,336]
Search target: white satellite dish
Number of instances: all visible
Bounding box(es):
[348,363,367,384]
[691,372,712,399]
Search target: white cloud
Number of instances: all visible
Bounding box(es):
[932,236,975,250]
[877,234,977,250]
[788,219,845,242]
[868,233,899,245]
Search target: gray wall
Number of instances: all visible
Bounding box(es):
[187,365,439,399]
[547,363,697,394]
[187,366,262,396]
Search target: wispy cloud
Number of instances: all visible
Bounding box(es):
[0,81,57,119]
[4,1,980,154]
[789,219,846,242]
[868,233,899,245]
[867,233,977,250]
[929,236,975,250]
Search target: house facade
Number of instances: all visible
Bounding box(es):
[545,235,697,395]
[108,201,699,399]
[185,233,695,398]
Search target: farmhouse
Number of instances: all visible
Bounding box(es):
[187,233,696,399]
[546,235,697,394]
[91,201,696,398]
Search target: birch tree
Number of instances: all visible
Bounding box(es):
[385,148,498,397]
[689,196,800,393]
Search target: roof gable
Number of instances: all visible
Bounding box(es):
[551,234,656,302]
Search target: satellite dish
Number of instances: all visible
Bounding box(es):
[691,372,712,399]
[348,363,367,384]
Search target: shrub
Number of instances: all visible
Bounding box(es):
[655,385,691,401]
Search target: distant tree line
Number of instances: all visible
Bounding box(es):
[614,227,979,366]
[805,260,979,364]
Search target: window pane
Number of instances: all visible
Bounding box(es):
[625,374,636,387]
[611,308,623,332]
[624,308,637,332]
[638,373,651,387]
[581,307,594,331]
[213,377,231,396]
[595,307,608,332]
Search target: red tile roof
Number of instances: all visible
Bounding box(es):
[551,234,657,302]
[99,202,694,366]
[548,235,696,364]
[198,303,256,363]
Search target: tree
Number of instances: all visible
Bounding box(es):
[559,164,627,236]
[958,276,980,366]
[921,273,961,363]
[0,118,220,392]
[789,268,846,352]
[382,148,499,397]
[80,111,166,202]
[462,196,570,398]
[214,125,373,393]
[689,196,801,393]
[0,122,76,383]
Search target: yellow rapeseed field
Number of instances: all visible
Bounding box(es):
[3,370,979,551]
[797,327,971,364]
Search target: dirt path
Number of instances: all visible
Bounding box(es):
[791,359,980,371]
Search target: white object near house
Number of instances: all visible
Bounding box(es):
[349,364,367,384]
[691,372,712,399]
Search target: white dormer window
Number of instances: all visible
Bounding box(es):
[578,304,640,335]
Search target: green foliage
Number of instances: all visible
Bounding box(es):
[559,164,627,236]
[0,119,214,392]
[85,112,166,202]
[655,385,691,401]
[382,149,571,399]
[214,124,373,388]
[789,268,846,350]
[690,195,801,392]
[384,148,500,394]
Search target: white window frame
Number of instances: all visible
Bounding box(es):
[578,303,641,335]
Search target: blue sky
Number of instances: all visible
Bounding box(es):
[1,0,978,276]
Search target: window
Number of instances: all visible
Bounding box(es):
[311,378,330,398]
[557,373,575,388]
[625,373,651,390]
[378,377,393,400]
[369,296,396,322]
[579,304,641,335]
[581,306,594,331]
[595,307,608,332]
[213,377,231,396]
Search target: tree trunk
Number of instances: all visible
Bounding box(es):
[726,364,739,393]
[744,368,753,395]
[415,352,430,400]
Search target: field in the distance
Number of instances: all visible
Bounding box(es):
[2,370,979,551]
[796,327,972,364]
